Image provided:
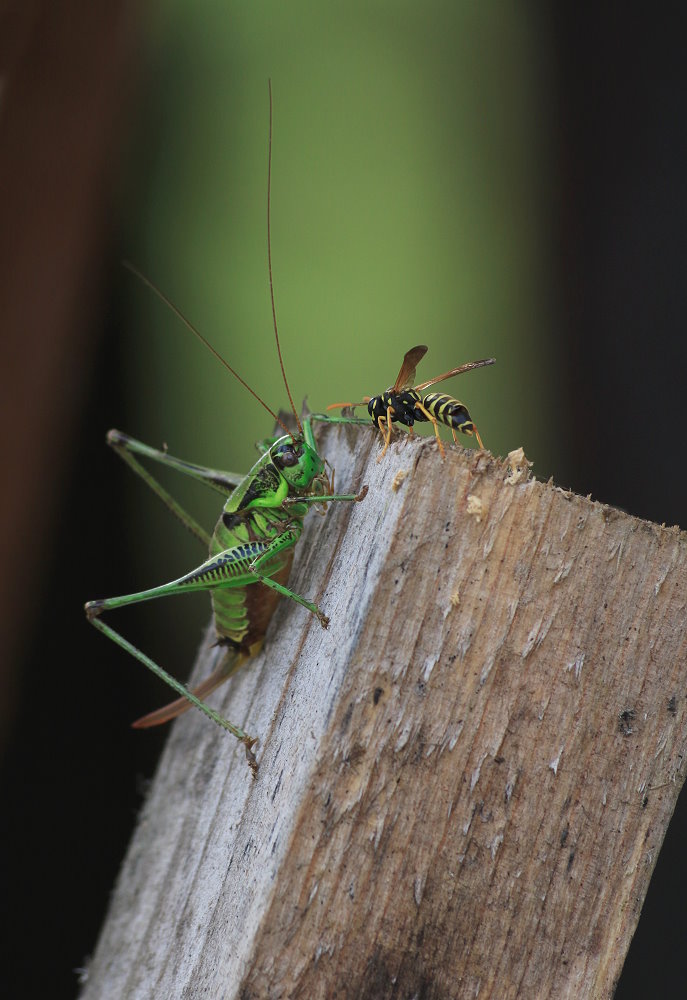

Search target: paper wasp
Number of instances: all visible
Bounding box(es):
[327,345,494,458]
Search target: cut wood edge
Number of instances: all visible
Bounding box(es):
[79,424,687,1000]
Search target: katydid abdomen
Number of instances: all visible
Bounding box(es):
[129,495,297,732]
[209,498,297,649]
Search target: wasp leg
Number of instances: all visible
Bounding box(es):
[378,405,396,460]
[412,400,446,459]
[456,423,485,449]
[439,417,484,450]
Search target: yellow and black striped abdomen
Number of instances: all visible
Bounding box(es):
[422,392,475,435]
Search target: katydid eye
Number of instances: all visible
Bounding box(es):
[274,445,300,468]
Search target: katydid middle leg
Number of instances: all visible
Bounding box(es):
[106,429,245,545]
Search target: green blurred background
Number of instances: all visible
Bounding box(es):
[2,3,686,998]
[111,1,554,683]
[119,1,550,600]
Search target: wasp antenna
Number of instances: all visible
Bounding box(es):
[122,260,292,438]
[267,79,302,437]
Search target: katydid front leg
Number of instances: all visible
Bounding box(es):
[250,484,368,625]
[281,485,369,508]
[247,526,330,627]
[307,412,371,429]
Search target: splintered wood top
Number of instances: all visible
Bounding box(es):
[80,424,687,1000]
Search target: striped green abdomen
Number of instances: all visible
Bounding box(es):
[208,502,301,652]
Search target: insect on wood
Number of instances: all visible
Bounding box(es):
[85,83,367,774]
[327,345,495,458]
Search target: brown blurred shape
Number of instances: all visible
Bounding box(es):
[0,1,135,751]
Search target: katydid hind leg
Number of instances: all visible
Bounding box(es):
[132,649,249,727]
[84,549,273,771]
[84,538,274,617]
[87,614,258,772]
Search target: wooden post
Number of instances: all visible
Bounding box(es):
[79,422,687,1000]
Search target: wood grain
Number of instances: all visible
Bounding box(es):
[79,422,687,1000]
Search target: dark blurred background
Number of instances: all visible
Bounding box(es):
[1,3,685,997]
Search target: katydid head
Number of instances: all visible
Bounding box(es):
[269,436,325,491]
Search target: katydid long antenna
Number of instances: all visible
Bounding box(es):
[121,261,293,439]
[266,79,303,436]
[122,83,303,442]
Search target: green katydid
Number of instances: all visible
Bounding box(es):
[85,84,369,774]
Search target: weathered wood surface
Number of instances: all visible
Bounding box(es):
[80,422,687,1000]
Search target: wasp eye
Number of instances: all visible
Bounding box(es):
[273,444,300,468]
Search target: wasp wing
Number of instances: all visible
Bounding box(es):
[392,345,428,392]
[413,357,495,393]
